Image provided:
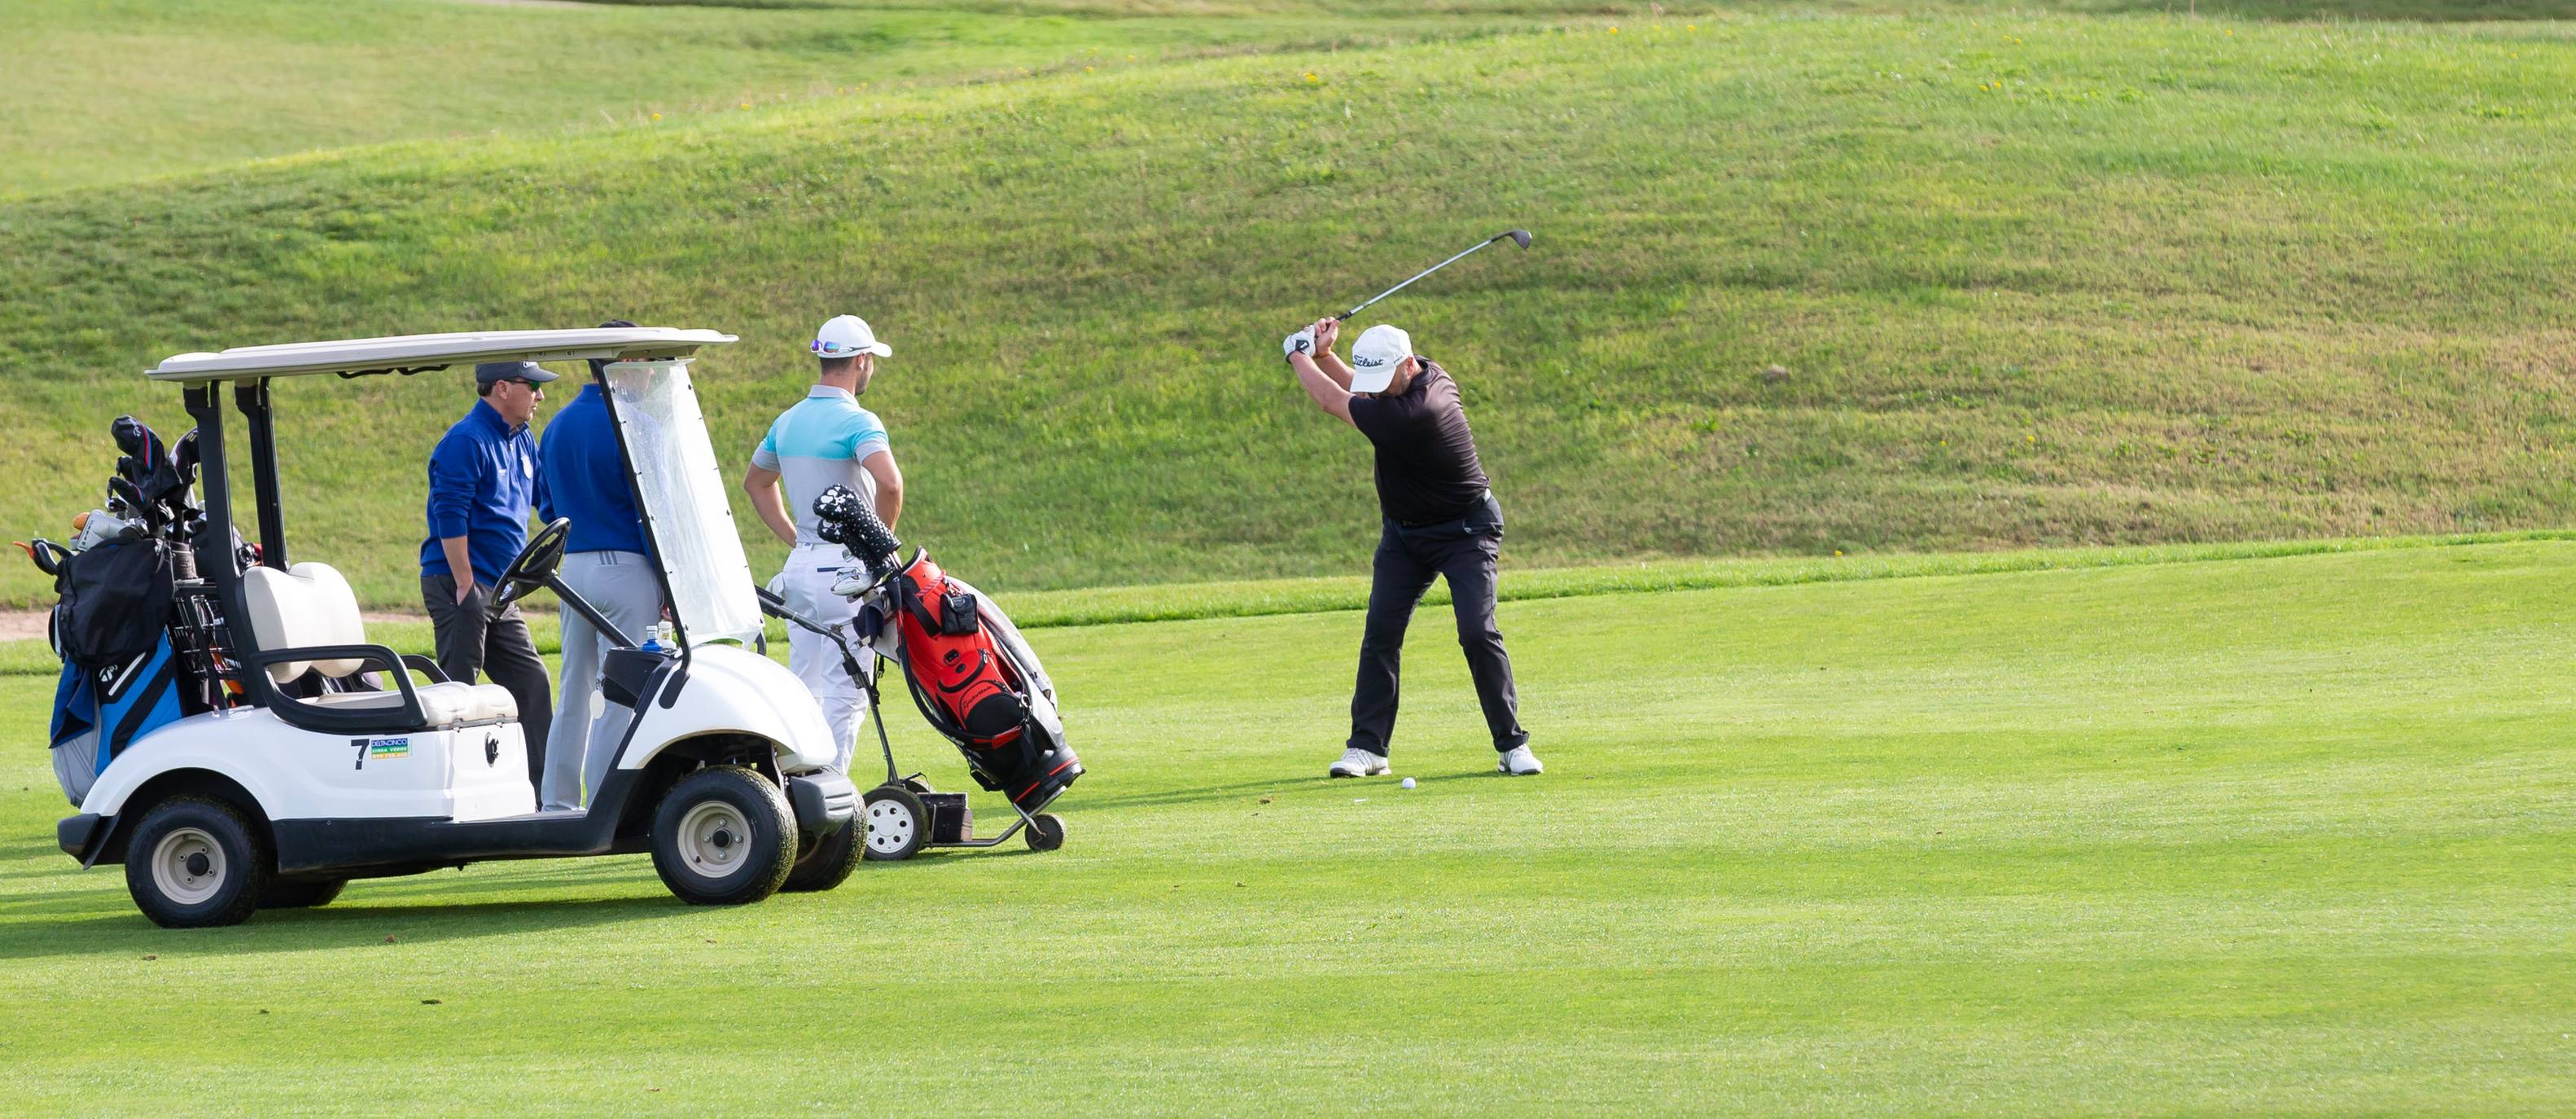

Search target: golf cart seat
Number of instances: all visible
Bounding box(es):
[242,562,517,729]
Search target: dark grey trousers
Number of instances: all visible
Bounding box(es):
[1347,494,1528,757]
[423,573,553,794]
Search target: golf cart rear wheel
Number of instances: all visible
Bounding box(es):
[651,766,797,906]
[259,878,347,909]
[861,785,928,862]
[125,796,270,928]
[782,818,861,893]
[1024,813,1065,853]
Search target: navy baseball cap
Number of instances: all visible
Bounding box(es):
[475,360,558,385]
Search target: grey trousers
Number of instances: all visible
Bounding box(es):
[545,551,666,810]
[423,573,553,796]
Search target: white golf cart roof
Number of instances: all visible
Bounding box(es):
[147,327,737,382]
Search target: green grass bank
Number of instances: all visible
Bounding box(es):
[7,8,2576,610]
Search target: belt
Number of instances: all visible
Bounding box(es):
[1396,490,1492,529]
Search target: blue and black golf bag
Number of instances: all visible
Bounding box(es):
[47,538,186,805]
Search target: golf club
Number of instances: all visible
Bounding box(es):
[1334,228,1531,323]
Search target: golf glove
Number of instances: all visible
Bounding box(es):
[1283,327,1315,362]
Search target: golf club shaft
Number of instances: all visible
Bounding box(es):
[1335,231,1520,322]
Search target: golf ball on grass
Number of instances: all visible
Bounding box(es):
[1400,777,1416,789]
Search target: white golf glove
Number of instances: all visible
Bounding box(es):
[1283,327,1315,362]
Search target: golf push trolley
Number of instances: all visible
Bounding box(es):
[755,489,1081,862]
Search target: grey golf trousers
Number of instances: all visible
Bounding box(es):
[545,550,667,810]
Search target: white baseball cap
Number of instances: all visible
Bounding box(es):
[812,314,891,359]
[1347,324,1413,393]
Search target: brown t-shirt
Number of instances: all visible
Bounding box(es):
[1347,362,1491,524]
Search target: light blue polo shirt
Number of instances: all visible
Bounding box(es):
[751,385,891,545]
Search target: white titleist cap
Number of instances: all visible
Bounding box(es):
[1347,324,1413,393]
[812,314,891,359]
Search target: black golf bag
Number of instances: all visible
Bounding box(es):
[48,538,186,805]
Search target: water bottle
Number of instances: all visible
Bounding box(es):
[639,624,668,656]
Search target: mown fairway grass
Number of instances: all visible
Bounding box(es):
[8,9,2576,608]
[2,542,2570,1114]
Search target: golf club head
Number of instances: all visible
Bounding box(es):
[1500,229,1531,249]
[112,415,164,471]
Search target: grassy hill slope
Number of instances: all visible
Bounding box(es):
[2,0,1580,197]
[6,14,2576,606]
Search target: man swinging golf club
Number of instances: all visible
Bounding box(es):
[746,314,904,772]
[1286,318,1541,777]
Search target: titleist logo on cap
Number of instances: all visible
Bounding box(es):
[1355,354,1388,368]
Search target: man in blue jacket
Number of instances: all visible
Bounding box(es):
[421,360,556,796]
[536,323,669,810]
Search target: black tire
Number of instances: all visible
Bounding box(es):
[861,784,928,862]
[781,818,861,893]
[124,796,270,928]
[650,766,797,906]
[259,878,347,909]
[1024,813,1065,853]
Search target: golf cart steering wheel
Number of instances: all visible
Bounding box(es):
[489,517,572,619]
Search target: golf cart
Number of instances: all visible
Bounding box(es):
[53,327,861,928]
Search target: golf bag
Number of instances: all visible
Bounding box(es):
[884,552,1080,810]
[47,538,186,805]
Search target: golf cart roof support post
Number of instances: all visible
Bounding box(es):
[182,383,275,715]
[591,364,692,681]
[233,379,287,570]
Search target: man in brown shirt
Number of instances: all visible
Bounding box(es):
[1285,318,1541,778]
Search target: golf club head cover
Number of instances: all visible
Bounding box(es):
[111,415,187,508]
[813,484,901,577]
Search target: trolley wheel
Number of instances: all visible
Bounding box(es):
[861,784,929,862]
[1024,813,1065,852]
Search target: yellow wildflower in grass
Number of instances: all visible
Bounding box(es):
[1609,25,1619,33]
[739,102,751,109]
[1084,66,1094,72]
[650,112,662,121]
[1305,72,1321,83]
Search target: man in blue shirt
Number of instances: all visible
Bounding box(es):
[746,314,904,770]
[535,323,670,810]
[420,360,556,796]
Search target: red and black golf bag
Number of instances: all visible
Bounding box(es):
[886,551,1081,811]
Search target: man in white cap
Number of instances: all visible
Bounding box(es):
[745,314,905,770]
[1284,318,1541,778]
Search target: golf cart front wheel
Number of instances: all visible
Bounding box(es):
[651,766,797,906]
[125,796,270,928]
[862,785,928,861]
[782,818,861,893]
[1024,813,1065,853]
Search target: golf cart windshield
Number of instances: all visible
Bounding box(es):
[602,359,762,645]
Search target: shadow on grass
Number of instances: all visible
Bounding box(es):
[0,893,690,961]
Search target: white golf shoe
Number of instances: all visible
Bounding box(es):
[1328,748,1391,779]
[1497,745,1545,776]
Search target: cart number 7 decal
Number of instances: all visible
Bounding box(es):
[352,738,369,770]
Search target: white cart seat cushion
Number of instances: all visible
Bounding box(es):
[310,682,518,727]
[241,562,368,684]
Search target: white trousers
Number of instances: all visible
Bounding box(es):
[781,542,872,773]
